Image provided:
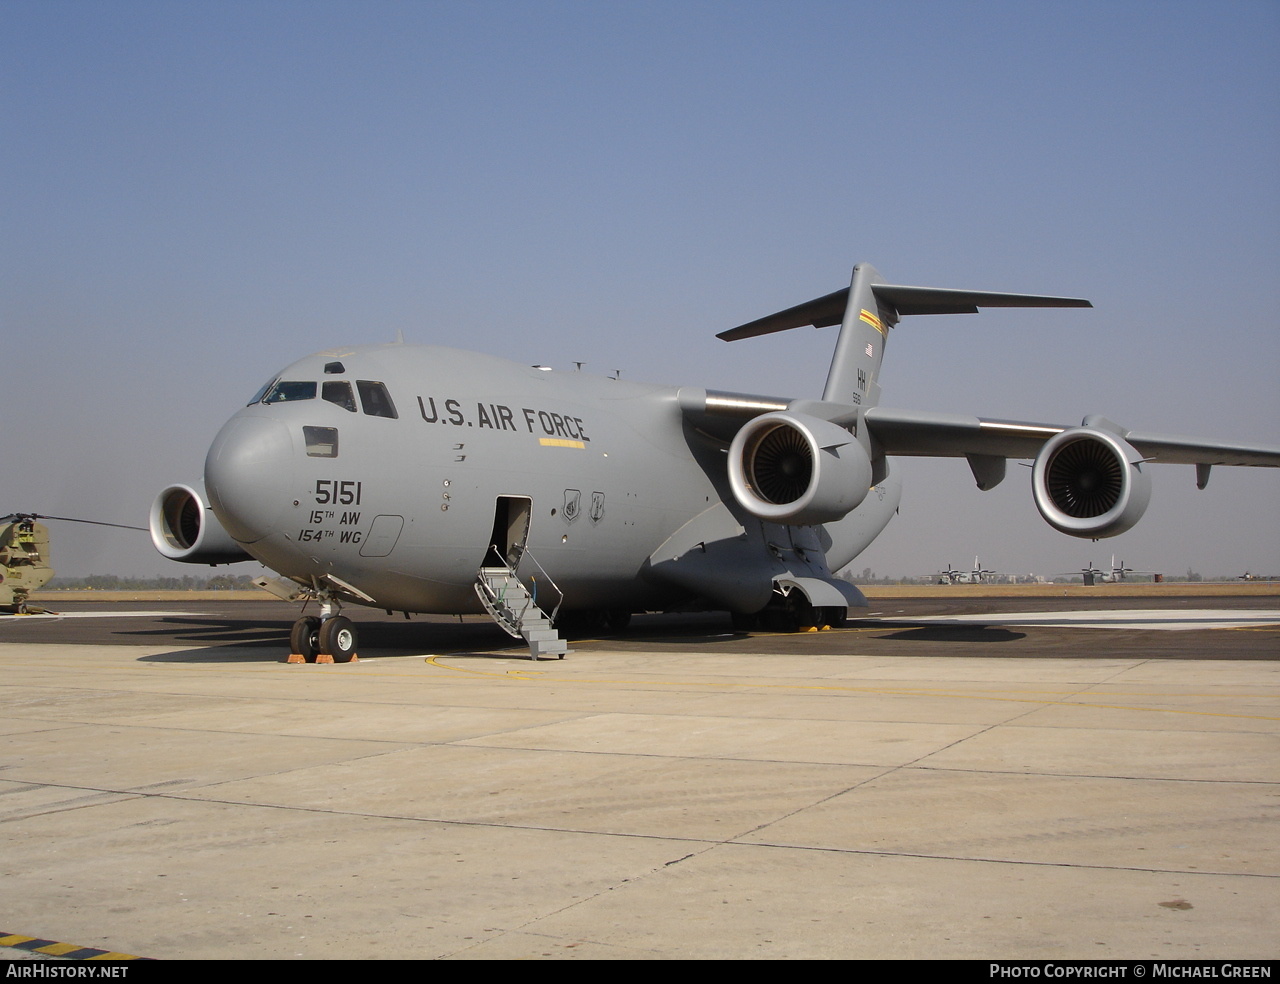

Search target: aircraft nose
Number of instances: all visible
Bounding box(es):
[204,414,296,543]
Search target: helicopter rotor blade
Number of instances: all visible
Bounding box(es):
[2,513,146,532]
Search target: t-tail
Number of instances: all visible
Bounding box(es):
[718,262,1092,407]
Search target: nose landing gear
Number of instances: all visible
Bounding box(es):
[287,599,359,663]
[319,615,358,661]
[288,615,321,662]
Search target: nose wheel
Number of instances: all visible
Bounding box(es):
[289,614,359,663]
[289,616,321,661]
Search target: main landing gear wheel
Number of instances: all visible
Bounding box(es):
[555,610,630,636]
[732,601,844,634]
[602,610,631,633]
[290,616,321,663]
[319,615,358,663]
[730,611,760,632]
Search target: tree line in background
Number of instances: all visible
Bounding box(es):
[46,574,260,591]
[42,569,1265,591]
[837,568,1252,584]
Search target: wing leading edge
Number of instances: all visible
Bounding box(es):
[861,408,1280,468]
[684,398,1280,468]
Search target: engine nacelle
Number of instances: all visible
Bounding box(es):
[728,411,873,525]
[1032,427,1151,538]
[149,484,254,564]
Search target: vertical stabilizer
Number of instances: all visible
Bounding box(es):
[823,263,894,408]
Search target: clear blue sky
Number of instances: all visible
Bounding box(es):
[5,0,1278,579]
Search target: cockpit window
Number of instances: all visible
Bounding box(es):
[303,426,339,457]
[322,381,357,412]
[357,380,398,419]
[247,377,279,407]
[263,381,317,404]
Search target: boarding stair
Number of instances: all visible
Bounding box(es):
[475,561,568,660]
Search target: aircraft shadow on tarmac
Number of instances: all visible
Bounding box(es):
[133,615,538,662]
[139,647,294,664]
[864,624,1028,643]
[134,622,743,663]
[123,616,293,648]
[124,609,831,663]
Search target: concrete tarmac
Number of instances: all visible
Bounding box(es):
[1,598,1277,960]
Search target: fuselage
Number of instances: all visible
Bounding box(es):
[204,343,901,615]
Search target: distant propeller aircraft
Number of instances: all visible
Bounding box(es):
[923,557,1000,584]
[1062,555,1161,585]
[147,262,1280,661]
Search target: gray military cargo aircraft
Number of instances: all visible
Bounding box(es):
[149,263,1280,661]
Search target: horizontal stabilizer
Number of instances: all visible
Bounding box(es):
[719,283,1091,341]
[718,290,849,340]
[874,284,1092,317]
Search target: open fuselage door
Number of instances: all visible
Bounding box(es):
[486,494,532,569]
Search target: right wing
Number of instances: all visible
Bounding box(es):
[862,407,1280,468]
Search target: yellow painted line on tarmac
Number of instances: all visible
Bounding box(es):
[424,655,545,680]
[26,647,1272,722]
[418,657,1280,721]
[50,653,1280,722]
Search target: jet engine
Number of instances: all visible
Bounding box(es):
[1032,427,1151,538]
[728,411,874,525]
[149,484,253,564]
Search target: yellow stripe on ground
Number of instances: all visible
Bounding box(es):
[1,931,148,960]
[418,659,1280,721]
[36,942,84,955]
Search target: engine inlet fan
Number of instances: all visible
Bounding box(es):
[1044,436,1124,518]
[728,411,873,526]
[748,423,813,504]
[1032,426,1151,538]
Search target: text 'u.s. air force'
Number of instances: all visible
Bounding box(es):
[417,397,590,442]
